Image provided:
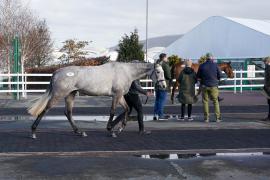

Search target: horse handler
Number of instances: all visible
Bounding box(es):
[262,57,270,121]
[109,79,151,135]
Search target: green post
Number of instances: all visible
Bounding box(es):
[11,36,21,100]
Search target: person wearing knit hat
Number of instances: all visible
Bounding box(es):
[185,59,193,67]
[262,57,270,121]
[177,59,198,121]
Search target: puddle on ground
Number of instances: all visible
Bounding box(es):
[136,152,268,160]
[0,115,200,122]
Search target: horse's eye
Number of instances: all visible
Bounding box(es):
[157,71,160,74]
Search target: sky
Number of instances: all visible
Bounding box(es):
[21,0,270,49]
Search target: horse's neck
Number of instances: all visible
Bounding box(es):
[192,64,200,72]
[129,63,152,80]
[218,64,225,71]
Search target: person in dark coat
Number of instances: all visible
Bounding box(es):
[262,57,270,121]
[125,80,151,135]
[197,53,222,122]
[177,60,198,121]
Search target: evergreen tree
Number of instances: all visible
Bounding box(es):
[168,55,182,67]
[117,29,144,62]
[199,53,213,64]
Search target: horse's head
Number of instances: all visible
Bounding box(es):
[219,62,234,78]
[149,64,166,89]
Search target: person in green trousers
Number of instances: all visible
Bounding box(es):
[197,53,222,122]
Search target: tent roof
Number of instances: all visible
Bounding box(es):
[162,16,270,60]
[227,17,270,36]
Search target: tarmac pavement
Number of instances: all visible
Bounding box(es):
[0,154,270,180]
[0,91,270,179]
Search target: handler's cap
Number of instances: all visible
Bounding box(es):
[206,53,214,60]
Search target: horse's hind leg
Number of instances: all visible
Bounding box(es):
[31,109,48,139]
[31,96,59,139]
[64,91,87,137]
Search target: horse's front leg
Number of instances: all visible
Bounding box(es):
[106,108,115,131]
[171,81,179,104]
[118,96,130,134]
[107,96,117,131]
[106,94,122,137]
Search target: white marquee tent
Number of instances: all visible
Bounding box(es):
[163,16,270,60]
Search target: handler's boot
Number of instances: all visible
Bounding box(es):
[139,123,151,135]
[139,130,151,135]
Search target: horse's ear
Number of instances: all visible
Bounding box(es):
[228,61,231,65]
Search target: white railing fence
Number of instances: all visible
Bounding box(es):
[0,70,265,99]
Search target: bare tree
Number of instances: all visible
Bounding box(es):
[23,20,53,68]
[0,0,18,91]
[0,0,53,72]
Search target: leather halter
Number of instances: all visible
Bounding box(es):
[150,63,166,84]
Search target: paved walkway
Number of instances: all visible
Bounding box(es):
[1,129,270,153]
[0,91,270,179]
[0,91,269,154]
[1,154,270,179]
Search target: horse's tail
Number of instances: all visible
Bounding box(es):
[28,79,53,117]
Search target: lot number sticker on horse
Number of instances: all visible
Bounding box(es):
[66,72,75,77]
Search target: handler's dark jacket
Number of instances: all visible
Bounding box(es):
[128,80,147,95]
[197,60,222,87]
[264,64,270,96]
[155,60,172,91]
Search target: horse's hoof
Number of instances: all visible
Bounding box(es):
[106,124,112,131]
[117,127,123,134]
[31,133,37,139]
[111,132,117,138]
[107,130,117,138]
[81,132,87,137]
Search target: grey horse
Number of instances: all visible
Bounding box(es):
[28,62,166,139]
